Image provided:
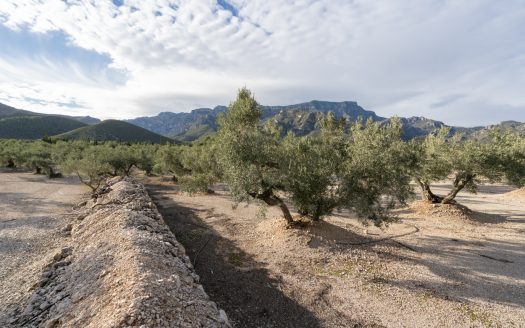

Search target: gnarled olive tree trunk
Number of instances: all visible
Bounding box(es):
[441,174,475,204]
[416,178,443,203]
[416,174,475,204]
[249,188,294,225]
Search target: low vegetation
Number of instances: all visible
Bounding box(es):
[1,88,524,225]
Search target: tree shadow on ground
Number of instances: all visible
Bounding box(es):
[145,182,377,328]
[0,192,75,216]
[276,208,525,309]
[379,233,525,308]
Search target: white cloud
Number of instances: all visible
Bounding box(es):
[0,0,524,125]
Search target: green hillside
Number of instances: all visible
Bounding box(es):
[0,103,40,119]
[0,115,87,139]
[54,119,174,144]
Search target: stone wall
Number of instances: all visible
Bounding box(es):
[9,177,229,328]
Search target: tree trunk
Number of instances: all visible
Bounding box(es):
[311,204,322,221]
[7,159,15,168]
[35,166,42,175]
[416,178,443,203]
[47,167,61,178]
[277,199,294,225]
[441,175,473,204]
[251,189,294,225]
[124,164,134,176]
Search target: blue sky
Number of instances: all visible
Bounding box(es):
[0,0,524,126]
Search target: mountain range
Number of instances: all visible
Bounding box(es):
[127,100,524,141]
[0,101,523,142]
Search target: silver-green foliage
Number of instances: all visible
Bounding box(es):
[413,127,525,203]
[217,88,415,225]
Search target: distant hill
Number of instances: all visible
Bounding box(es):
[0,102,100,125]
[54,120,174,144]
[69,116,100,125]
[128,100,384,141]
[468,121,525,140]
[0,115,88,139]
[127,107,227,139]
[0,103,40,119]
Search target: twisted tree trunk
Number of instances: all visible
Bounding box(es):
[416,178,443,203]
[278,199,294,224]
[441,174,474,204]
[250,188,294,225]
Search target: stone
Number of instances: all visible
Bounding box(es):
[43,317,59,328]
[53,251,64,261]
[126,316,135,325]
[219,310,230,327]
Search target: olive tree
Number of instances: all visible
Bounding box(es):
[491,131,525,188]
[178,138,222,194]
[131,144,156,175]
[153,144,187,182]
[217,87,295,224]
[61,146,112,192]
[20,141,57,176]
[217,88,415,226]
[341,118,415,223]
[0,140,24,168]
[281,113,347,221]
[413,128,522,204]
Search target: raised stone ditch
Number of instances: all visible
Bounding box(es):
[7,176,229,328]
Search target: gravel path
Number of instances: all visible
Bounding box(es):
[0,171,87,324]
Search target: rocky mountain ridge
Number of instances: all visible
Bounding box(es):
[1,101,523,142]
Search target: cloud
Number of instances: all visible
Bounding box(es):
[0,0,524,125]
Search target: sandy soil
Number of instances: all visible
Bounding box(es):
[144,177,525,328]
[0,171,87,324]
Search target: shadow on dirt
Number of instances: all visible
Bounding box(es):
[380,233,525,308]
[145,182,376,328]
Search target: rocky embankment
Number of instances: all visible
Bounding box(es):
[7,177,229,328]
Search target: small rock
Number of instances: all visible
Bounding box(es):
[54,283,65,292]
[43,317,59,328]
[24,304,34,314]
[39,301,49,310]
[219,309,230,327]
[53,252,63,261]
[61,223,73,232]
[126,316,135,325]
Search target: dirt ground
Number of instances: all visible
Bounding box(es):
[0,170,87,324]
[144,177,525,328]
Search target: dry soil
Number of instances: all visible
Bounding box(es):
[0,170,87,325]
[144,178,525,328]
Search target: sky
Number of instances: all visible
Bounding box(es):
[0,0,524,126]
